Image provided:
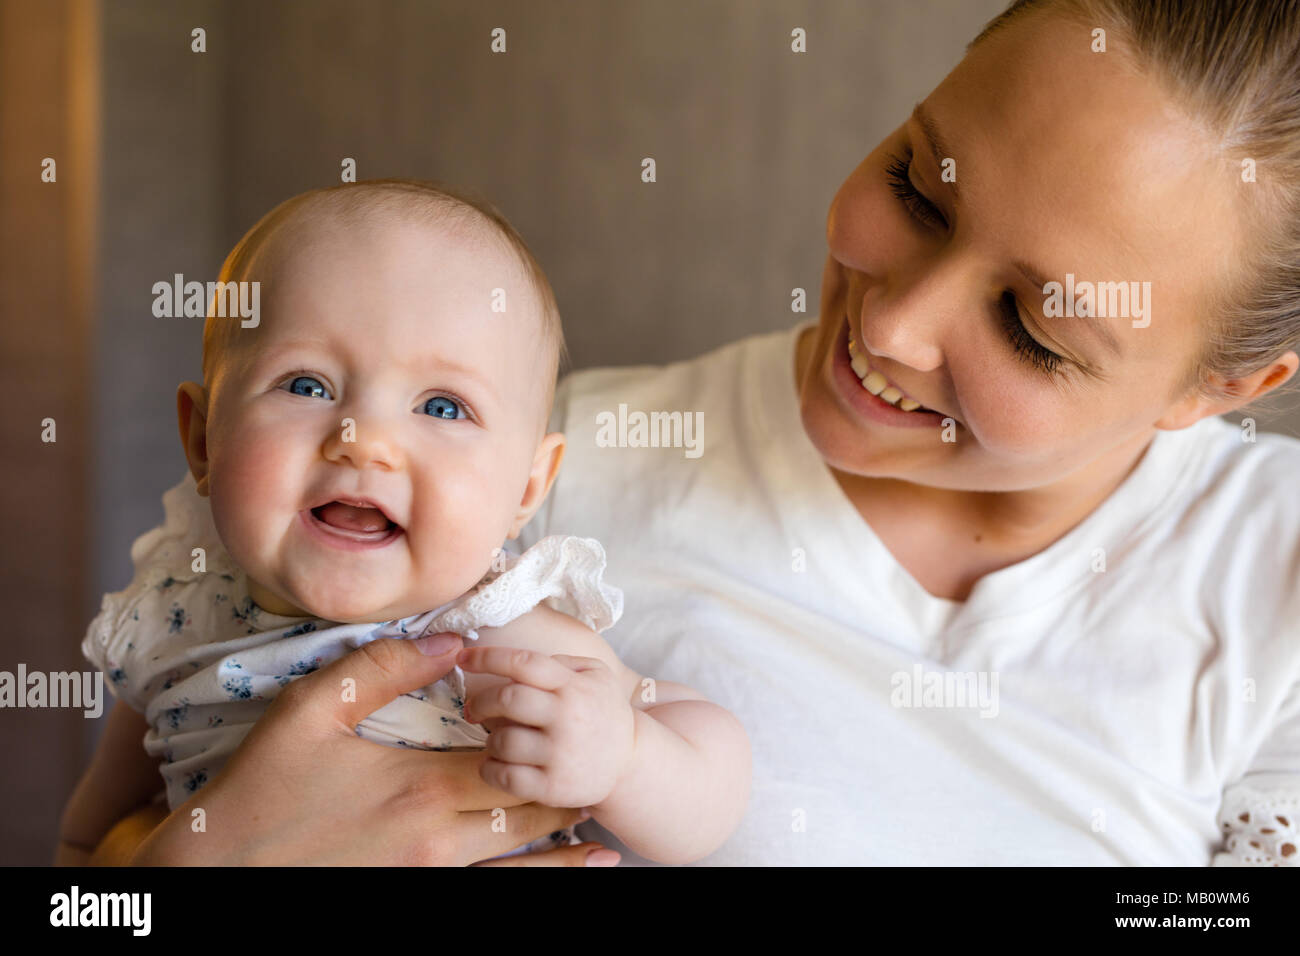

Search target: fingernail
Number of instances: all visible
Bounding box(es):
[415,632,461,656]
[585,849,620,867]
[577,807,592,822]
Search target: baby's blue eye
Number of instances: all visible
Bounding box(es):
[420,396,464,420]
[283,376,331,399]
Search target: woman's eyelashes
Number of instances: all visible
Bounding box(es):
[882,150,1069,377]
[884,151,947,230]
[276,374,471,418]
[998,292,1066,375]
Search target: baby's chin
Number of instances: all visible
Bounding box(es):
[284,593,435,625]
[249,577,428,625]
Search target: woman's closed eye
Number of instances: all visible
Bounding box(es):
[998,292,1065,376]
[884,150,947,230]
[883,150,1070,378]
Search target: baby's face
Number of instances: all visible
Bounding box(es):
[198,216,555,623]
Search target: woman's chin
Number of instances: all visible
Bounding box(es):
[799,387,891,474]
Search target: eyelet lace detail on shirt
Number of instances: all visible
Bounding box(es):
[1215,786,1300,866]
[427,535,623,641]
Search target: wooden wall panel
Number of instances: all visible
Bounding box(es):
[0,0,99,865]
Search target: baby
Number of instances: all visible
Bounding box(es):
[70,179,750,864]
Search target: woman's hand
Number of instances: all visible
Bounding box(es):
[127,633,620,866]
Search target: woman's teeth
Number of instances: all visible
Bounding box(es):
[847,337,925,412]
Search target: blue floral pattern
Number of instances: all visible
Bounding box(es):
[82,488,615,863]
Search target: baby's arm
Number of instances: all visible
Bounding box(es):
[56,699,164,865]
[463,605,751,864]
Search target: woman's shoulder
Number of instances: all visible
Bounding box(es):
[1152,415,1300,636]
[1176,415,1300,517]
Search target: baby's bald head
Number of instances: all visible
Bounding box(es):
[202,179,566,428]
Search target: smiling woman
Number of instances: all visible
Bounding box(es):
[801,0,1299,546]
[526,0,1300,866]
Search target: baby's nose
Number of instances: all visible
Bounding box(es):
[321,416,404,470]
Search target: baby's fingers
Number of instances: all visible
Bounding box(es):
[549,654,609,675]
[457,646,572,691]
[486,725,552,766]
[465,680,556,727]
[479,756,550,803]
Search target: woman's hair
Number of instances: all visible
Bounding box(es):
[205,178,569,412]
[972,0,1300,413]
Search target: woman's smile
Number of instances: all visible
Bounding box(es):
[830,314,953,430]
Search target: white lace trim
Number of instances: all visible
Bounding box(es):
[426,535,623,641]
[1214,786,1300,866]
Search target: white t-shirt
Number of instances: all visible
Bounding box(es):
[523,319,1300,866]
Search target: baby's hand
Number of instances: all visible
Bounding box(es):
[457,646,636,809]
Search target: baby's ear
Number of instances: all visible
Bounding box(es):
[176,382,212,496]
[507,431,566,539]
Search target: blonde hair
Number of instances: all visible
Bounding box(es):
[204,178,568,417]
[972,0,1300,413]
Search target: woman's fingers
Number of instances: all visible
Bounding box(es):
[455,803,590,863]
[130,635,605,865]
[276,633,465,730]
[470,841,621,867]
[398,750,551,813]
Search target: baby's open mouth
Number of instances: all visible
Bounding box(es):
[305,499,403,547]
[312,501,397,534]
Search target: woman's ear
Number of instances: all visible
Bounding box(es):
[1156,350,1299,430]
[177,382,212,496]
[507,431,566,539]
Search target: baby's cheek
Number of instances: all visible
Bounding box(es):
[208,433,302,564]
[209,485,277,579]
[410,488,514,594]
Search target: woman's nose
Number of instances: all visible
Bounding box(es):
[857,254,970,372]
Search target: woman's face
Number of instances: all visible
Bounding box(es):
[798,10,1253,492]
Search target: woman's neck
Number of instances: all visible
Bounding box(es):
[829,433,1152,601]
